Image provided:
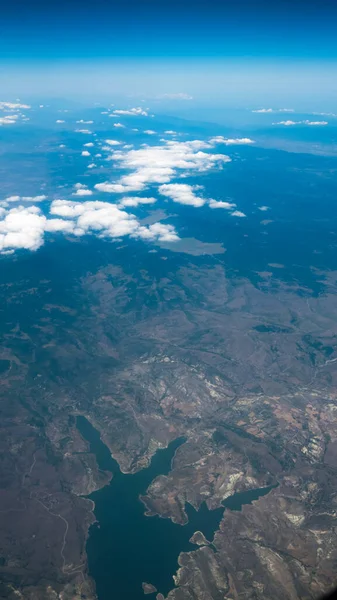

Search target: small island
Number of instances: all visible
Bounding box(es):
[142,582,158,595]
[189,530,210,546]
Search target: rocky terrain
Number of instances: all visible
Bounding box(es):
[1,248,337,599]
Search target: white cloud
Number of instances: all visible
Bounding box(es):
[84,142,94,147]
[164,130,177,135]
[209,199,236,209]
[59,144,66,148]
[87,163,97,169]
[144,130,156,135]
[119,196,157,207]
[133,222,179,242]
[0,119,15,125]
[95,139,231,194]
[0,200,177,254]
[0,115,22,125]
[95,183,129,193]
[44,218,75,233]
[252,108,294,113]
[303,120,328,126]
[0,103,30,126]
[5,195,47,203]
[104,139,120,146]
[231,210,246,217]
[312,112,337,117]
[209,137,254,145]
[0,206,47,251]
[159,183,205,207]
[112,107,148,116]
[56,119,65,124]
[75,129,92,134]
[72,188,93,196]
[258,206,269,211]
[273,121,297,126]
[50,200,91,218]
[76,120,94,124]
[113,123,125,128]
[50,199,179,243]
[81,150,91,157]
[273,120,328,126]
[0,101,30,111]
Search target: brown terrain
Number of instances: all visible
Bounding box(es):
[1,255,337,600]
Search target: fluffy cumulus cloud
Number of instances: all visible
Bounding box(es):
[0,101,30,110]
[0,199,179,254]
[133,222,179,242]
[231,210,246,217]
[0,116,19,125]
[113,123,125,128]
[209,137,254,146]
[118,196,157,207]
[4,195,47,203]
[49,200,179,242]
[0,101,31,126]
[95,139,231,194]
[159,184,240,214]
[0,201,175,253]
[73,188,93,196]
[209,199,236,209]
[95,183,129,194]
[0,206,48,251]
[144,130,156,135]
[0,121,257,256]
[112,107,148,116]
[159,183,206,207]
[72,183,93,196]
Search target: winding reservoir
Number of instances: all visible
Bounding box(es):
[77,416,273,600]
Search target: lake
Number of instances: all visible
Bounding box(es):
[77,416,274,600]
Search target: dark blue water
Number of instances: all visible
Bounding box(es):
[77,416,274,600]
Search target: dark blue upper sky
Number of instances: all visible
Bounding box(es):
[1,0,337,105]
[2,0,337,60]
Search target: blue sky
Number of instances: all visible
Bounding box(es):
[2,0,337,60]
[1,0,337,105]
